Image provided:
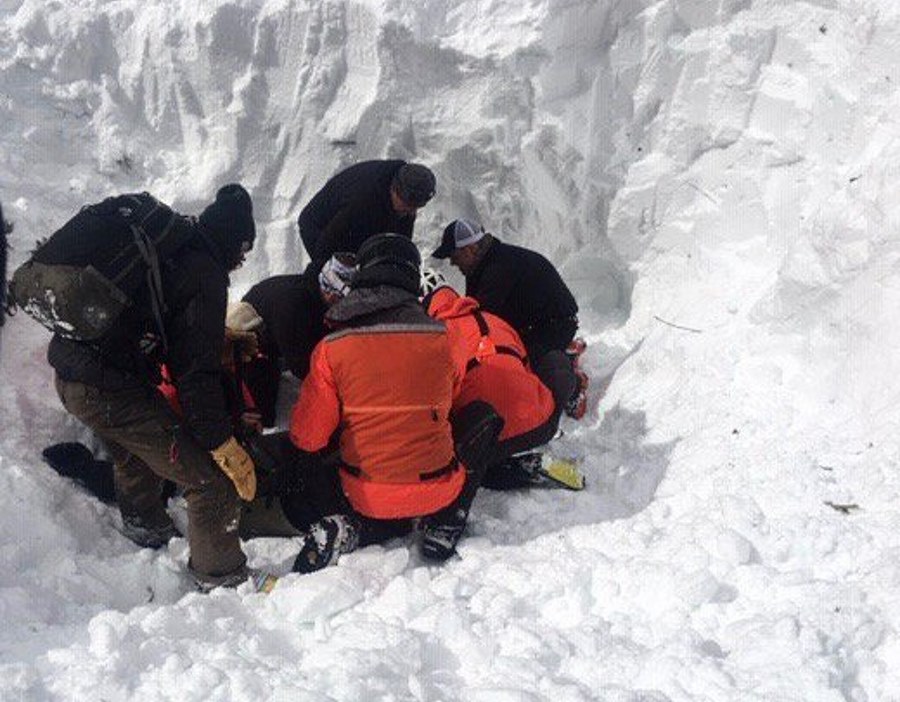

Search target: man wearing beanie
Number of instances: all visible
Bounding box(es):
[47,184,269,591]
[297,159,436,269]
[285,234,503,572]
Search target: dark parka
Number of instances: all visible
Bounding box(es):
[242,273,327,379]
[48,231,234,451]
[465,238,579,356]
[297,160,415,265]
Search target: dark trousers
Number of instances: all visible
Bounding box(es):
[254,433,412,547]
[424,401,504,529]
[480,404,563,490]
[260,401,504,547]
[55,377,246,578]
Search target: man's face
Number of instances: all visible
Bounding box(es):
[449,244,479,276]
[229,238,253,271]
[390,186,419,217]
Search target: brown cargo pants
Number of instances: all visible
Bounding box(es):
[55,377,246,578]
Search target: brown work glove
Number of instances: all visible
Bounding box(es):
[223,327,260,368]
[210,436,257,501]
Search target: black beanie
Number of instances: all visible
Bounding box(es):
[392,163,436,207]
[198,184,256,266]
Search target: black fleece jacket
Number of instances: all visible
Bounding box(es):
[465,238,578,348]
[297,160,415,266]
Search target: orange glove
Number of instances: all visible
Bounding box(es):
[210,436,256,501]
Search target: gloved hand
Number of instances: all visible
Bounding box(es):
[210,436,257,501]
[223,327,260,365]
[226,301,263,332]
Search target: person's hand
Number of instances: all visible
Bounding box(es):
[210,436,256,501]
[225,327,260,363]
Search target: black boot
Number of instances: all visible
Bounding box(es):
[292,514,361,573]
[42,442,116,503]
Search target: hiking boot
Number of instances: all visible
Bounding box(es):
[192,564,278,593]
[120,515,181,549]
[292,514,360,574]
[421,507,468,561]
[42,442,117,503]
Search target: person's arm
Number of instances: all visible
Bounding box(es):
[166,260,232,450]
[290,341,340,452]
[269,297,316,379]
[310,206,354,268]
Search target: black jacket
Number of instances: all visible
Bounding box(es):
[242,273,327,379]
[48,237,233,450]
[297,160,415,266]
[465,238,578,353]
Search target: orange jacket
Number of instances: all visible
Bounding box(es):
[290,308,463,519]
[427,287,555,441]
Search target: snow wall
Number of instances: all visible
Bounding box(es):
[2,0,900,699]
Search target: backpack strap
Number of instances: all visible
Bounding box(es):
[124,196,175,353]
[131,224,169,353]
[464,310,527,373]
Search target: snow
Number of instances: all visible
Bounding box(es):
[2,0,900,700]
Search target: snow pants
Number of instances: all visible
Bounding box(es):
[54,377,246,579]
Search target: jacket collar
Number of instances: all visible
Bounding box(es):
[326,285,418,326]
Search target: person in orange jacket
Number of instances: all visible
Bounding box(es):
[286,234,503,570]
[421,272,564,488]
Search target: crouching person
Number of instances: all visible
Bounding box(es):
[421,273,562,489]
[49,185,267,591]
[287,234,502,571]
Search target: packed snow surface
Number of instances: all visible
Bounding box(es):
[2,0,900,700]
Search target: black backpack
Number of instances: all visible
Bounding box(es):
[11,192,193,344]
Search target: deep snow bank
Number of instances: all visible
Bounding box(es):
[1,0,900,700]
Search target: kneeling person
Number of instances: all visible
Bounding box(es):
[422,273,562,489]
[288,234,502,570]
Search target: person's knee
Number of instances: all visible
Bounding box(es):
[452,401,504,471]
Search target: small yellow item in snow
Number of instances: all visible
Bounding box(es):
[541,458,586,491]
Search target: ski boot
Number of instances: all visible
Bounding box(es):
[421,507,468,561]
[292,514,361,574]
